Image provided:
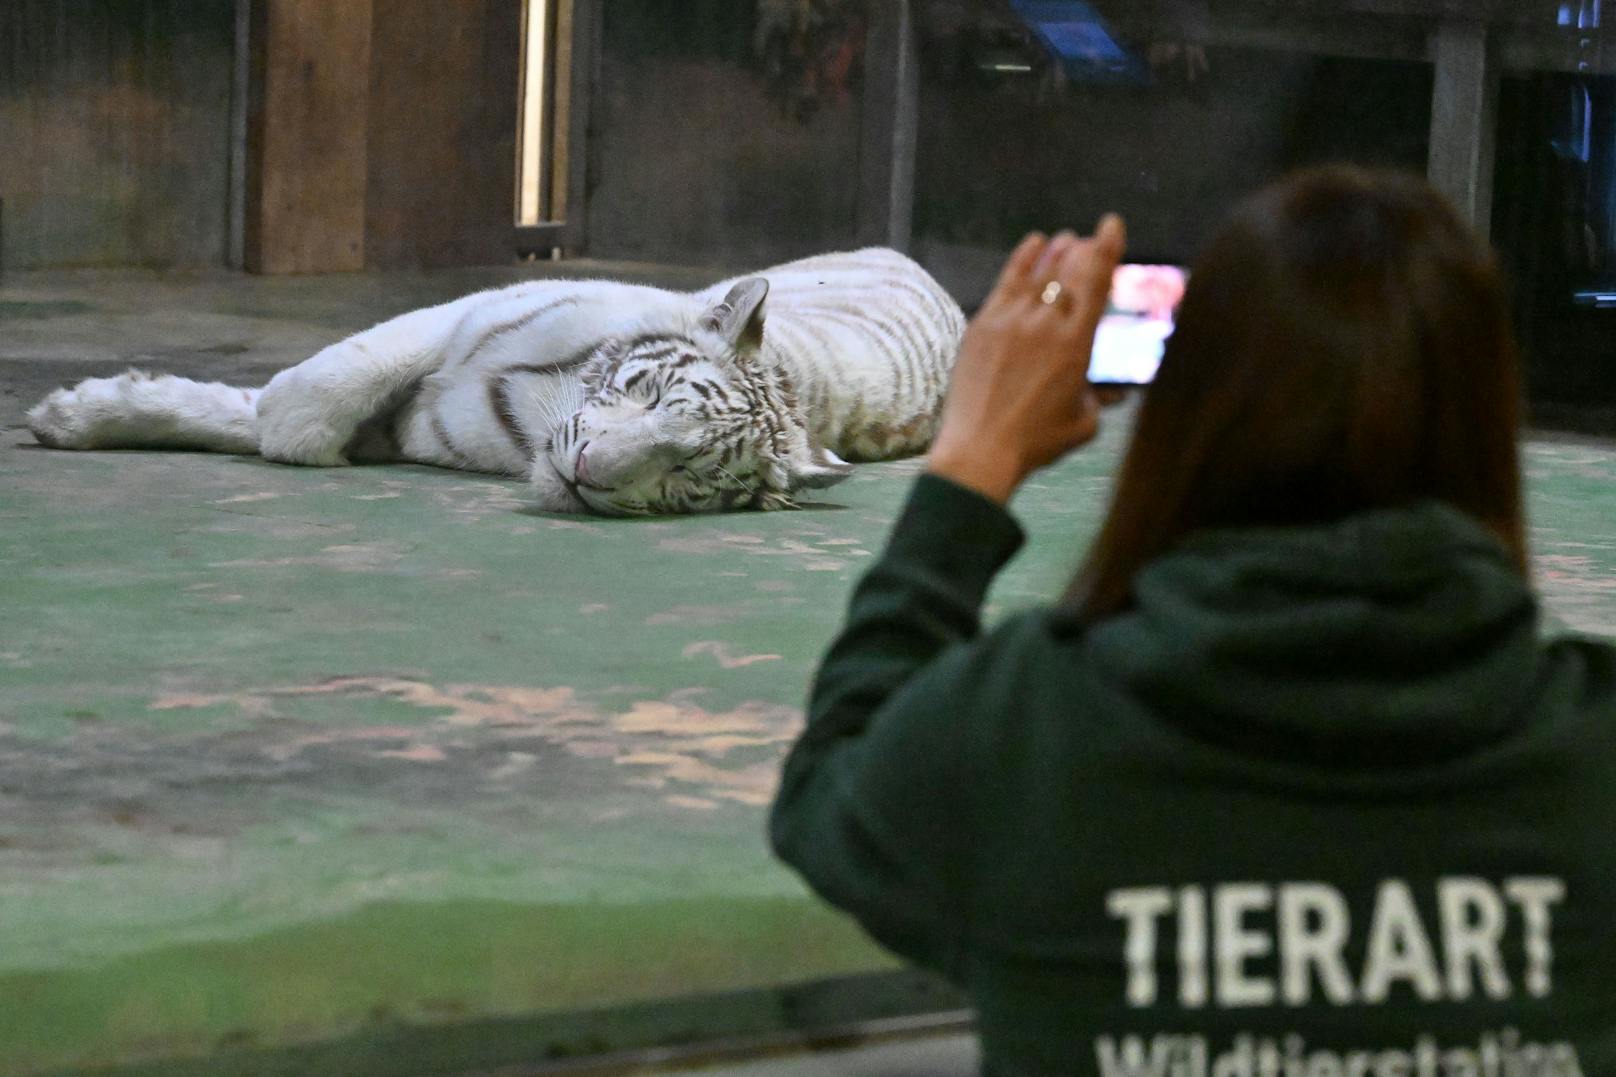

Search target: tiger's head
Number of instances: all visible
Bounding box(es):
[539,278,853,516]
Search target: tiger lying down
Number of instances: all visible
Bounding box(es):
[27,248,965,515]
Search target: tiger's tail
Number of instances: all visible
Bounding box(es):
[27,369,262,455]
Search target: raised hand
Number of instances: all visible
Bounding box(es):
[927,216,1128,505]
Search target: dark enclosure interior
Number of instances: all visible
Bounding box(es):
[586,0,866,268]
[913,22,1434,266]
[1496,71,1616,410]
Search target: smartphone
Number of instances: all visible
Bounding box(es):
[1087,264,1187,387]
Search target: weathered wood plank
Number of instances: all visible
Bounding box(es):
[558,0,599,255]
[364,0,522,269]
[244,0,374,274]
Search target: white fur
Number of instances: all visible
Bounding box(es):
[28,370,260,454]
[704,248,966,457]
[28,249,964,515]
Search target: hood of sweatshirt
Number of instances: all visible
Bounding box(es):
[1083,502,1543,766]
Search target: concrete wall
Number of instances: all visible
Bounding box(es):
[0,0,237,271]
[0,2,1466,279]
[584,0,865,269]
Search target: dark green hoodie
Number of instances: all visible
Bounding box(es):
[771,475,1616,1077]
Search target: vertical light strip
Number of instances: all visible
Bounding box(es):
[518,0,549,225]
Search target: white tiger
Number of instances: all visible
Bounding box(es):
[27,248,966,515]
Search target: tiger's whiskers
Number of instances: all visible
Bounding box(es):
[714,463,754,497]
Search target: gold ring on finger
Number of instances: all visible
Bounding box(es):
[1040,281,1064,306]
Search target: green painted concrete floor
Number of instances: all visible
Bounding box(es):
[2,267,1615,1076]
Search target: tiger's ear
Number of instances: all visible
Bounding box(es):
[700,278,769,354]
[787,444,854,491]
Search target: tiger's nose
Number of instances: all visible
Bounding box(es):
[575,442,592,484]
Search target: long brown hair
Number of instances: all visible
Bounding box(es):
[1071,166,1528,619]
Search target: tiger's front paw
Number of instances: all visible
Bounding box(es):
[27,384,98,449]
[256,376,351,466]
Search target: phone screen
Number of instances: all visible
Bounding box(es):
[1088,264,1187,386]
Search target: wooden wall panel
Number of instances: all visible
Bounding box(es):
[2,0,521,274]
[0,0,235,270]
[244,0,373,274]
[364,0,522,269]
